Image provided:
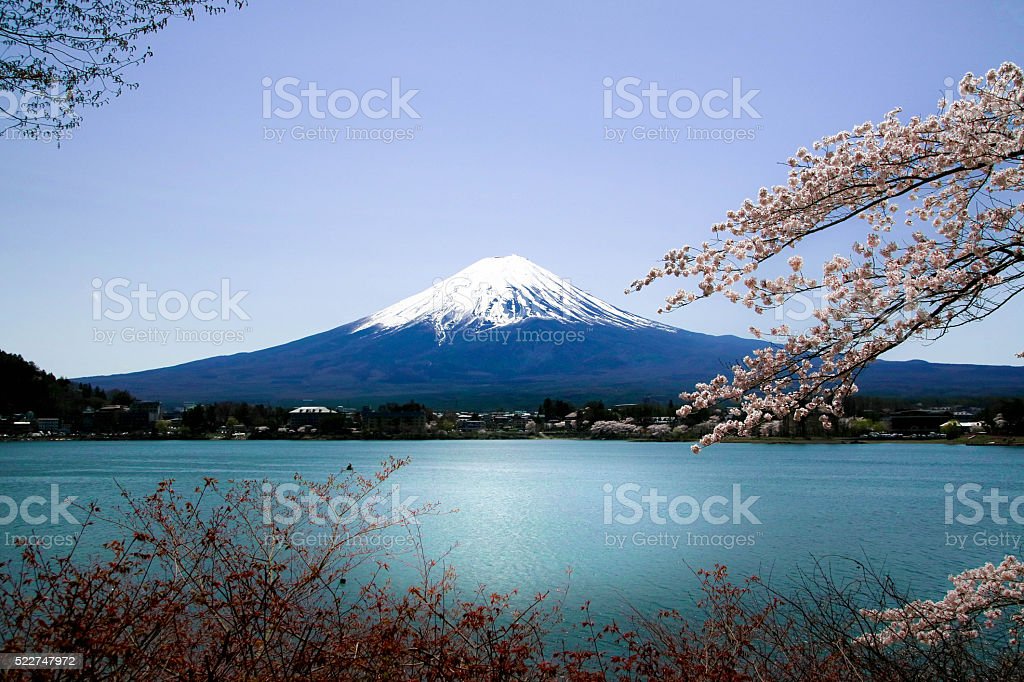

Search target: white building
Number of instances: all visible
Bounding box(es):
[288,406,337,428]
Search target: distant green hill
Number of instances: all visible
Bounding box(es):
[0,350,133,420]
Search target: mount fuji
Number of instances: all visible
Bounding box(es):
[352,254,674,340]
[80,255,1024,407]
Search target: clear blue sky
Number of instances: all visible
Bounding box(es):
[3,0,1023,377]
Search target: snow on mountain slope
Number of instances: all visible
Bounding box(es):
[352,255,677,342]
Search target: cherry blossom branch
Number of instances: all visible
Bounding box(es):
[630,62,1024,452]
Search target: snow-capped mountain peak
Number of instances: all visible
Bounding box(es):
[352,255,675,341]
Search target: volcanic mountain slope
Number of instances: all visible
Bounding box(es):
[79,255,1024,407]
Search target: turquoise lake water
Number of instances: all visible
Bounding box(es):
[1,439,1022,622]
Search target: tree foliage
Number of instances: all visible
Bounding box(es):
[4,470,1023,681]
[0,349,130,421]
[0,0,246,137]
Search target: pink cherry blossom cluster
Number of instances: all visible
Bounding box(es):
[590,419,641,436]
[858,555,1024,647]
[632,63,1024,453]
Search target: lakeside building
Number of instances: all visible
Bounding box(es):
[457,417,485,432]
[35,417,61,432]
[80,402,162,432]
[287,406,338,428]
[362,407,427,435]
[133,401,163,426]
[889,409,955,435]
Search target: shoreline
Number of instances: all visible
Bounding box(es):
[2,434,1021,447]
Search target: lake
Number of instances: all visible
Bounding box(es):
[0,439,1021,623]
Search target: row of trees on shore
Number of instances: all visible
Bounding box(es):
[3,351,1022,439]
